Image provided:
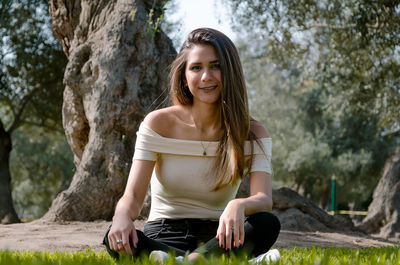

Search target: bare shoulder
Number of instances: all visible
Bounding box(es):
[250,119,270,138]
[143,106,182,137]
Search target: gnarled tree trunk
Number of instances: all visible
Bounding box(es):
[0,120,20,224]
[357,145,400,239]
[43,0,176,221]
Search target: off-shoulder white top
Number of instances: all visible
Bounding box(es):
[133,122,272,221]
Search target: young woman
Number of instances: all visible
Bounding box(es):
[103,28,281,263]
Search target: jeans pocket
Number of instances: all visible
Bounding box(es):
[144,221,164,239]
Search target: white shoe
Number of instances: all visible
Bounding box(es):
[149,250,184,264]
[248,249,281,264]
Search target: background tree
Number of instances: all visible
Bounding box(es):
[160,0,183,50]
[237,41,394,210]
[0,0,68,223]
[43,0,176,221]
[227,0,400,237]
[9,127,74,219]
[226,0,399,128]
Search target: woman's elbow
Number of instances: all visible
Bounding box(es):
[263,194,273,212]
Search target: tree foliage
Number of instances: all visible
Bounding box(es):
[230,0,400,209]
[161,0,184,49]
[0,0,72,219]
[10,127,74,218]
[0,0,67,133]
[238,40,396,209]
[227,0,399,129]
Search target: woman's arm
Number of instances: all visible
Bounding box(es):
[241,171,273,214]
[217,120,272,250]
[115,159,155,220]
[245,119,272,213]
[216,172,272,251]
[108,158,155,254]
[109,110,172,254]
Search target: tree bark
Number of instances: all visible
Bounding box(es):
[43,0,176,221]
[357,144,400,239]
[0,120,20,224]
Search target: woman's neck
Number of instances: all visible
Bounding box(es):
[190,101,221,136]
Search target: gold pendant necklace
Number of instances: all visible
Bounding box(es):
[194,116,213,156]
[200,140,212,156]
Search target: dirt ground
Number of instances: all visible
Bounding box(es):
[0,220,398,252]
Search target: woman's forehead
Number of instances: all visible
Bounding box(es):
[186,44,219,63]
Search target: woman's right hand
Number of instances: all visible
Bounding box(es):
[107,212,138,255]
[107,158,155,254]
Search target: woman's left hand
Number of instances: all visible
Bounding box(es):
[216,199,245,250]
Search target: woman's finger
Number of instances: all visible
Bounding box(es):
[216,222,225,248]
[121,231,132,255]
[233,222,240,248]
[108,235,119,251]
[108,233,116,251]
[131,228,138,248]
[225,221,232,250]
[239,222,245,246]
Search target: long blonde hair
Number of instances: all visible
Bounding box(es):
[170,28,252,190]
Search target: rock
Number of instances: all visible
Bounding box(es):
[238,179,356,232]
[357,145,400,239]
[275,208,330,232]
[44,0,176,221]
[272,187,355,232]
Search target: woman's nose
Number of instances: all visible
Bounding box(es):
[201,68,212,82]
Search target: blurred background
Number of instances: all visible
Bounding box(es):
[0,0,399,221]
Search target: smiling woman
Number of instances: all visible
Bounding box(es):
[185,44,222,105]
[103,28,280,264]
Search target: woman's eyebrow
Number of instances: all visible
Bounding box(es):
[188,59,220,65]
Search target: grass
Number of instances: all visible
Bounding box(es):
[0,247,399,265]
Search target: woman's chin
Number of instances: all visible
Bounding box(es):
[195,96,221,105]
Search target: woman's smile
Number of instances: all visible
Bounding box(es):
[199,85,218,91]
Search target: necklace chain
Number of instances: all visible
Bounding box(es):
[200,139,212,156]
[194,117,214,156]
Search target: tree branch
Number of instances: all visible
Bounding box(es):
[382,128,400,137]
[0,93,14,112]
[22,120,64,134]
[304,22,381,31]
[0,93,17,125]
[7,87,38,133]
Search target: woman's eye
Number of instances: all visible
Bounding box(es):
[211,64,220,69]
[191,66,201,71]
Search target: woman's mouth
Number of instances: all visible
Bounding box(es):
[199,85,218,91]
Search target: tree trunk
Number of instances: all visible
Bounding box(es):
[43,0,176,221]
[357,144,400,239]
[318,185,330,211]
[0,120,20,224]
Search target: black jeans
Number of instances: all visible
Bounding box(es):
[103,212,280,259]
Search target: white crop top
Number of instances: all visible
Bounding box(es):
[133,122,272,221]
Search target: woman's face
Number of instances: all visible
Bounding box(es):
[184,44,222,105]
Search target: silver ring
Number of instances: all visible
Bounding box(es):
[116,239,123,244]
